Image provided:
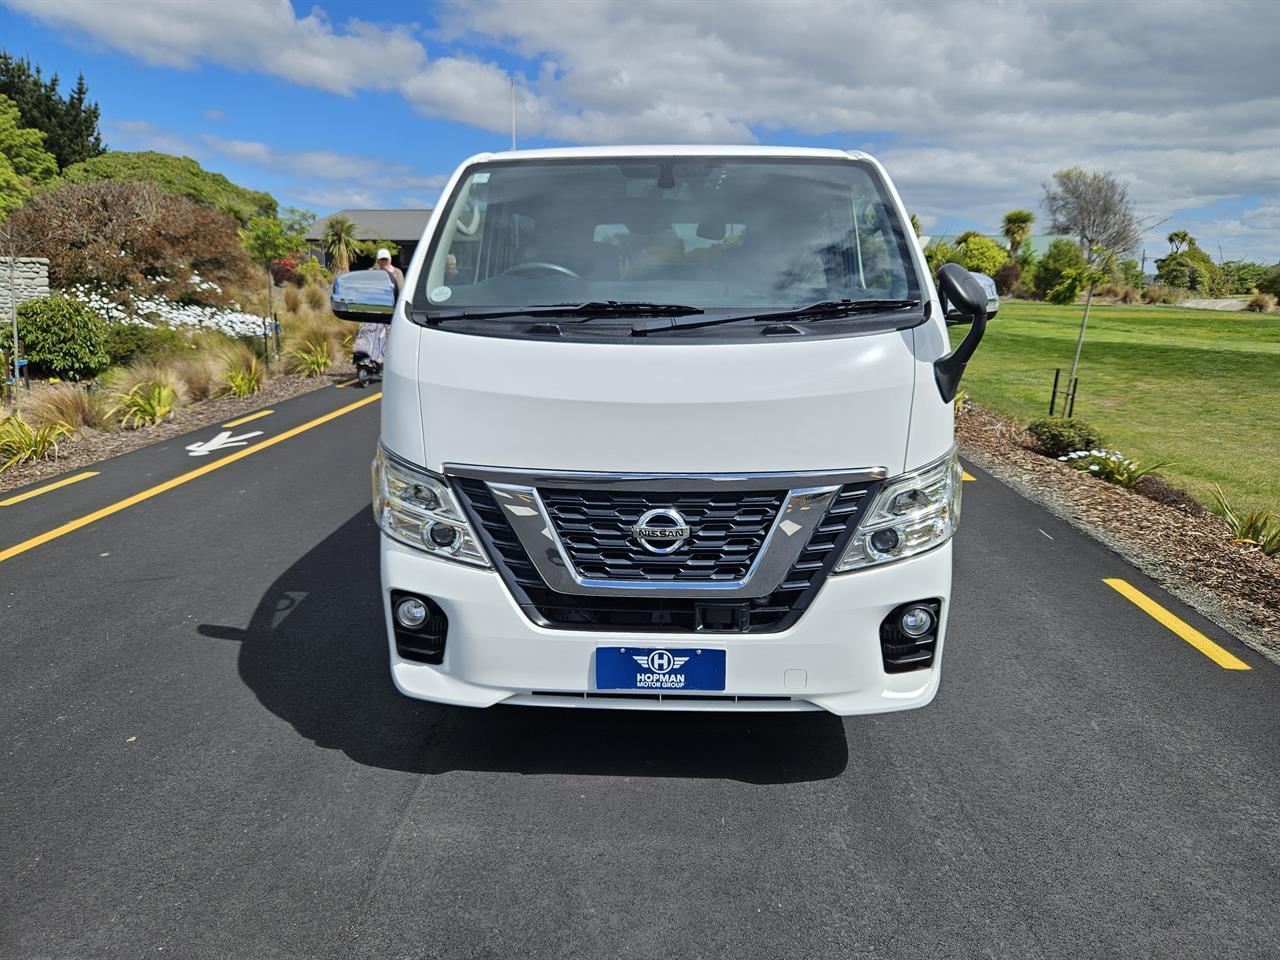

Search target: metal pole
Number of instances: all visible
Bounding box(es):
[1049,368,1060,416]
[1068,378,1079,418]
[510,77,517,151]
[8,243,17,385]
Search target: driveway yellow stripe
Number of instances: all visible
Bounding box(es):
[962,471,976,481]
[335,377,359,388]
[0,471,99,507]
[1103,578,1250,670]
[0,393,381,564]
[222,409,274,428]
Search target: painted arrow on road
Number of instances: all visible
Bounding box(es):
[185,430,264,457]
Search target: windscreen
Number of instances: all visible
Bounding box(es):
[416,157,919,312]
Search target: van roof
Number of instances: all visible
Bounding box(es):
[466,145,873,163]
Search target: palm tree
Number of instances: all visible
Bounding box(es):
[1001,209,1036,257]
[322,215,359,275]
[1166,229,1192,254]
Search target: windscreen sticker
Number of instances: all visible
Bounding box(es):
[431,285,452,302]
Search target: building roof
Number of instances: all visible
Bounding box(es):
[305,209,433,243]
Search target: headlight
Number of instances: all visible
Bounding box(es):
[834,450,961,573]
[372,445,489,567]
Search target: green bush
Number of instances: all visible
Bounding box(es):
[1027,417,1106,458]
[1245,292,1275,313]
[1256,264,1280,297]
[1059,449,1171,489]
[103,323,188,367]
[111,381,178,428]
[16,296,110,380]
[0,413,72,471]
[959,235,1008,276]
[1032,239,1086,300]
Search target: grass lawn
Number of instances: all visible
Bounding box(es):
[951,301,1280,515]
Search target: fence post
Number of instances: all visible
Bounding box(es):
[1049,368,1060,416]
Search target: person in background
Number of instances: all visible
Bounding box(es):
[376,248,405,291]
[445,254,459,282]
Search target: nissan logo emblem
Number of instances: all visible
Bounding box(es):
[630,507,691,554]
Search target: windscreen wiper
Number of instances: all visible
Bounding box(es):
[630,298,919,336]
[417,301,704,325]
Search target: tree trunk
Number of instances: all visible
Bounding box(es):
[1066,281,1096,395]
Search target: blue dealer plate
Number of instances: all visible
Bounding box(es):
[595,647,726,692]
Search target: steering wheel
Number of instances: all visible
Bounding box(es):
[501,261,583,279]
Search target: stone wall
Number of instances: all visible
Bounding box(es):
[0,257,51,316]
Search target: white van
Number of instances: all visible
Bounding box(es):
[332,146,992,715]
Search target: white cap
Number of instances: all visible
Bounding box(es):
[376,248,391,261]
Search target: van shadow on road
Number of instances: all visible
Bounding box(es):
[198,510,848,785]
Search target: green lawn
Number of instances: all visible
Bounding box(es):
[951,302,1280,515]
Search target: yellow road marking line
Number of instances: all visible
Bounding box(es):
[0,471,100,507]
[222,409,274,428]
[1103,578,1250,670]
[0,393,381,564]
[962,471,976,481]
[335,377,359,388]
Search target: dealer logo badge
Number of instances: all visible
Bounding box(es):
[633,649,689,674]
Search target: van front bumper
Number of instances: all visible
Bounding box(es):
[381,536,951,716]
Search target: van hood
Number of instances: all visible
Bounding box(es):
[407,328,918,476]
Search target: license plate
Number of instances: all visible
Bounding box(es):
[594,647,726,692]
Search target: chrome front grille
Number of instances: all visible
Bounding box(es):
[538,488,785,582]
[450,467,883,634]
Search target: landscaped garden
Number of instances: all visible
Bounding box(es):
[953,301,1280,517]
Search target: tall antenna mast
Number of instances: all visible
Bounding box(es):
[510,77,516,151]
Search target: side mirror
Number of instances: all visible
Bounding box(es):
[946,270,999,325]
[331,269,397,324]
[933,263,990,402]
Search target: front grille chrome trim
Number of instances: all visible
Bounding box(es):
[444,463,887,491]
[486,481,839,598]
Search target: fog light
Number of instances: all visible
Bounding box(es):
[869,528,900,554]
[899,606,934,638]
[395,597,428,629]
[426,522,459,550]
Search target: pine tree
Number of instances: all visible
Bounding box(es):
[0,52,105,170]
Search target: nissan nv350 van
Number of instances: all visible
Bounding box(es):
[331,146,992,715]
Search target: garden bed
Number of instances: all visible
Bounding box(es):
[957,402,1280,664]
[0,362,355,495]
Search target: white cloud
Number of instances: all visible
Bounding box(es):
[14,0,1280,257]
[202,108,227,122]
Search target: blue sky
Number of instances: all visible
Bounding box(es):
[3,0,1277,262]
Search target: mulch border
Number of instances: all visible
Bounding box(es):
[957,402,1280,666]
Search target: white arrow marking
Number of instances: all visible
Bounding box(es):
[185,430,264,456]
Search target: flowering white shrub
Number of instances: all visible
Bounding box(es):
[63,277,268,338]
[1058,449,1171,489]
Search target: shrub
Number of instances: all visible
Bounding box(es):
[1027,417,1106,458]
[1212,486,1280,556]
[1256,264,1280,297]
[171,354,223,402]
[1058,449,1171,489]
[15,296,110,380]
[1118,286,1140,304]
[1141,284,1187,305]
[924,242,963,275]
[1032,239,1087,299]
[218,343,265,397]
[1244,292,1275,313]
[287,341,333,378]
[993,261,1020,296]
[7,179,258,305]
[294,258,331,287]
[302,282,329,313]
[27,383,112,431]
[958,235,1008,276]
[112,381,178,428]
[103,323,188,367]
[0,413,72,471]
[1095,282,1121,298]
[283,285,302,313]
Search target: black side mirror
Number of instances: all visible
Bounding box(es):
[933,263,989,402]
[330,269,397,324]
